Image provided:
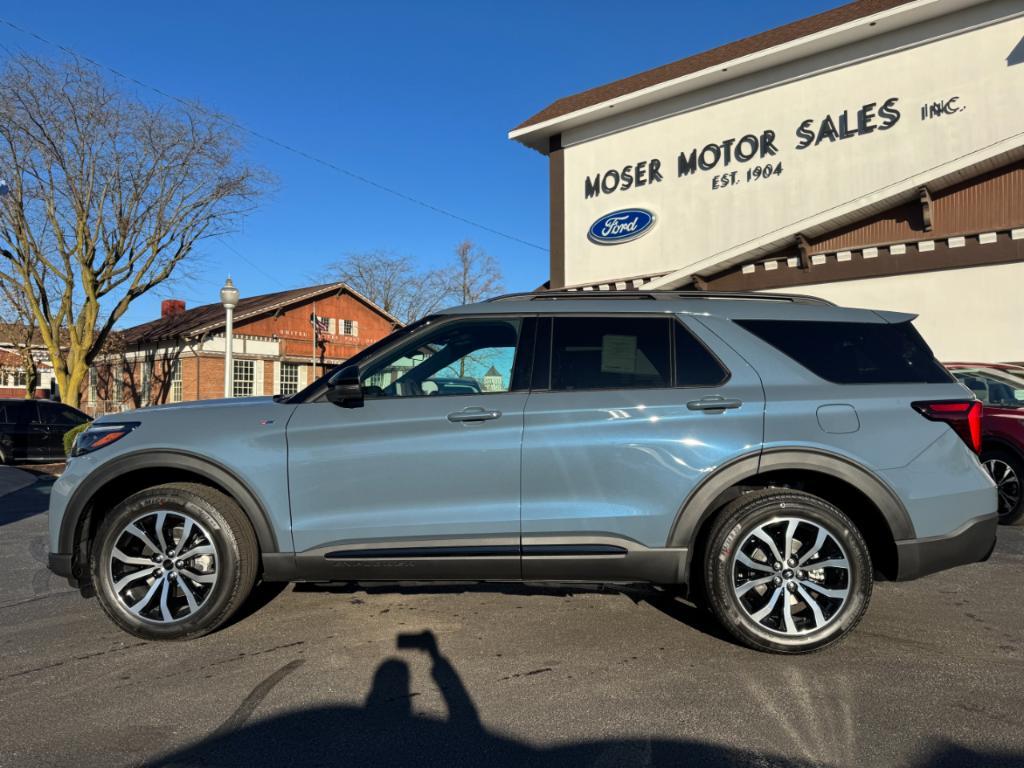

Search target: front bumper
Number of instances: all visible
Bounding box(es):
[894,513,998,581]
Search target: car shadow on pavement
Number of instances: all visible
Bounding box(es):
[293,580,737,645]
[149,629,1023,768]
[0,475,54,528]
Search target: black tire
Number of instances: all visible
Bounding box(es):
[91,482,259,640]
[980,448,1024,526]
[704,488,872,654]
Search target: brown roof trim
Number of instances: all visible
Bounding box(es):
[120,282,401,345]
[514,0,917,133]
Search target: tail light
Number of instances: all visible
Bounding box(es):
[912,400,982,454]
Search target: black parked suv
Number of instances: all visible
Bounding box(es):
[0,399,91,464]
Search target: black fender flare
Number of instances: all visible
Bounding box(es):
[59,449,280,556]
[666,447,914,575]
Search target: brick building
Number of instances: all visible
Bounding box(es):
[0,323,55,399]
[82,283,399,416]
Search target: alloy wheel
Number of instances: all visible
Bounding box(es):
[732,516,851,636]
[108,510,218,623]
[984,458,1021,520]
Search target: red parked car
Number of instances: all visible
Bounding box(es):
[945,363,1024,525]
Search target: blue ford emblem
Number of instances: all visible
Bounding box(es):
[588,209,656,245]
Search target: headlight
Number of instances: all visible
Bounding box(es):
[71,422,140,457]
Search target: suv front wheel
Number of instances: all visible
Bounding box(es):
[91,483,258,640]
[704,488,872,654]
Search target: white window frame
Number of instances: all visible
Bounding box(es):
[233,359,255,398]
[279,362,300,396]
[170,360,183,403]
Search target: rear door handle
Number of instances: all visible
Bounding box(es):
[687,396,743,412]
[447,407,502,423]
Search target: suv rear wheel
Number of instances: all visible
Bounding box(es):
[90,483,258,640]
[704,488,872,654]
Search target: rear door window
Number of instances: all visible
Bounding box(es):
[735,319,951,384]
[551,317,671,391]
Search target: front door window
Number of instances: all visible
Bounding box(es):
[361,319,521,398]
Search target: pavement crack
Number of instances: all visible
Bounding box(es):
[499,667,553,681]
[3,641,149,680]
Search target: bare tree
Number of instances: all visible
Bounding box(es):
[322,250,449,325]
[0,56,266,408]
[443,240,503,306]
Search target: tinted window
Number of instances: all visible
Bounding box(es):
[675,323,728,387]
[551,317,671,391]
[736,319,951,384]
[361,318,521,397]
[37,403,86,427]
[952,369,1024,408]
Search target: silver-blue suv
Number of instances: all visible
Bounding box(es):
[48,291,998,653]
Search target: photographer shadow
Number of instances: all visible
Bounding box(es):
[151,630,1023,768]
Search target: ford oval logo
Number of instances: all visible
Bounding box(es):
[588,209,656,245]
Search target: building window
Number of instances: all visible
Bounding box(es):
[233,359,255,398]
[170,360,183,403]
[279,362,300,396]
[341,319,358,336]
[13,370,27,388]
[141,360,153,405]
[88,367,97,403]
[113,365,124,404]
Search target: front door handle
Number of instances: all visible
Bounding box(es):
[687,396,743,412]
[447,407,502,423]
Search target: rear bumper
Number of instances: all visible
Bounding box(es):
[894,513,998,581]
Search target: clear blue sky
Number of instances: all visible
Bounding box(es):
[0,1,844,328]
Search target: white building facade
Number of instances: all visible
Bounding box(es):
[511,0,1024,361]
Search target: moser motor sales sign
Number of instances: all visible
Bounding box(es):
[588,208,656,245]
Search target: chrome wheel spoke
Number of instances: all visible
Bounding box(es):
[159,578,173,622]
[126,523,162,555]
[751,528,783,564]
[113,568,154,592]
[173,520,194,557]
[806,558,848,571]
[783,519,799,562]
[798,528,828,566]
[736,552,774,573]
[750,586,784,622]
[177,544,214,560]
[782,593,797,634]
[799,580,848,600]
[129,576,164,616]
[177,576,200,614]
[735,575,775,597]
[796,584,826,628]
[154,511,169,554]
[181,568,216,584]
[112,547,156,567]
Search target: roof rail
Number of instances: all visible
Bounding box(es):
[485,290,834,306]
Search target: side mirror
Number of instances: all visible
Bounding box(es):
[325,364,363,408]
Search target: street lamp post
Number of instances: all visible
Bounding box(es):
[220,277,240,398]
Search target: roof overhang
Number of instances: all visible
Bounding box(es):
[509,0,987,154]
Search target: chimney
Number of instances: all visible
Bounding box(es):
[161,299,186,318]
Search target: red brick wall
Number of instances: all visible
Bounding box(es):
[239,291,397,364]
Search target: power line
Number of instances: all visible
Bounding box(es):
[0,16,549,253]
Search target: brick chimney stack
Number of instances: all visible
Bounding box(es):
[161,299,186,318]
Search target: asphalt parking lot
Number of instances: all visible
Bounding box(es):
[1,473,1023,768]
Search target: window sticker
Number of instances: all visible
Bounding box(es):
[601,334,638,374]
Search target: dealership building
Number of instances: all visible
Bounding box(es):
[511,0,1024,361]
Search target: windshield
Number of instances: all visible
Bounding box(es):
[951,367,1024,408]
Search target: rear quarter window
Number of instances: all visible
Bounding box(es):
[735,319,952,384]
